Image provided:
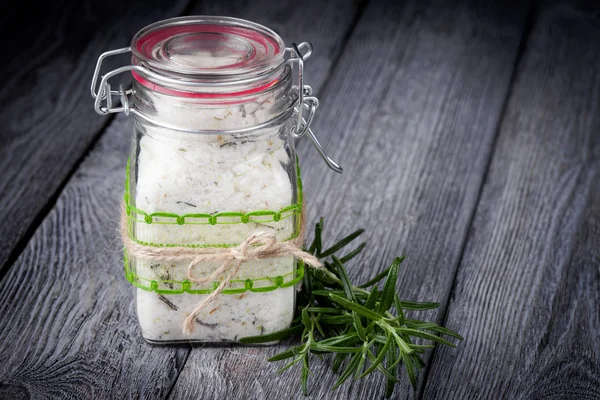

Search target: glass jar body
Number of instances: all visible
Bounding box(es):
[124,74,301,344]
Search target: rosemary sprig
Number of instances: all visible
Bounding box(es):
[240,218,463,397]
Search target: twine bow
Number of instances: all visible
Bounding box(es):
[120,203,322,334]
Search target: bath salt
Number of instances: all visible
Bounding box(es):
[130,105,299,343]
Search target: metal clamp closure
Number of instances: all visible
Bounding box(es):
[286,43,342,173]
[288,43,315,137]
[90,42,342,173]
[91,47,135,115]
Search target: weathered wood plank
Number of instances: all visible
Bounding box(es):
[422,2,600,399]
[0,123,190,399]
[0,0,192,276]
[170,0,530,399]
[0,1,360,398]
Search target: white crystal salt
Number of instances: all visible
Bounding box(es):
[129,93,298,343]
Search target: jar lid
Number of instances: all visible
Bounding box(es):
[131,16,285,79]
[91,18,343,172]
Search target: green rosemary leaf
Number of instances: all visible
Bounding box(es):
[364,320,377,336]
[313,268,341,286]
[319,229,364,258]
[355,348,368,379]
[268,349,296,362]
[385,344,398,398]
[311,343,363,353]
[394,294,405,325]
[378,257,401,313]
[239,324,303,344]
[332,352,348,373]
[402,351,418,390]
[399,300,440,310]
[365,349,399,382]
[368,333,387,345]
[319,315,355,324]
[318,332,359,346]
[333,351,362,389]
[301,355,310,395]
[358,256,405,288]
[352,311,367,342]
[278,356,302,373]
[313,289,369,299]
[314,316,327,338]
[315,218,324,255]
[404,320,464,340]
[332,256,357,302]
[395,328,457,347]
[305,307,344,314]
[364,286,379,309]
[413,353,426,370]
[406,343,435,354]
[408,343,436,350]
[303,266,314,298]
[309,218,324,255]
[301,308,312,329]
[308,223,317,254]
[311,289,339,296]
[329,294,383,321]
[358,333,391,379]
[339,242,366,264]
[357,265,392,288]
[388,328,414,355]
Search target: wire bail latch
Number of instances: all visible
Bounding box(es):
[287,43,342,173]
[90,42,342,173]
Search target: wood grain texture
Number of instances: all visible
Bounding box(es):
[170,0,529,399]
[0,0,192,275]
[422,2,600,399]
[0,117,190,399]
[0,1,359,399]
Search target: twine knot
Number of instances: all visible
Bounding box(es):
[120,202,322,334]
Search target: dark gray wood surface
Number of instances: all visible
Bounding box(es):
[422,2,600,399]
[0,0,193,276]
[0,0,598,399]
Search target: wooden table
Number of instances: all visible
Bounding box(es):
[1,0,598,398]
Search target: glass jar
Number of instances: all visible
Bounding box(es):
[90,16,340,344]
